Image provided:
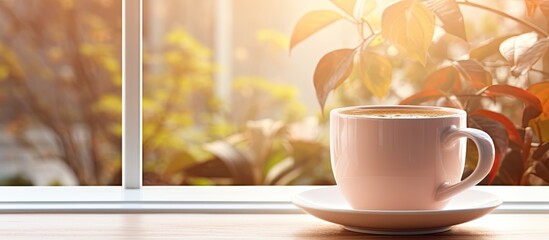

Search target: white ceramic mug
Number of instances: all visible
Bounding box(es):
[330,105,495,210]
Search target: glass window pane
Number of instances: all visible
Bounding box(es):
[0,0,122,186]
[143,0,548,186]
[143,0,346,186]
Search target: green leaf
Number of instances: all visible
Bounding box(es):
[245,119,285,174]
[381,0,435,65]
[290,10,343,52]
[469,35,515,60]
[499,32,549,76]
[358,51,392,99]
[313,48,355,110]
[423,0,466,41]
[264,157,294,185]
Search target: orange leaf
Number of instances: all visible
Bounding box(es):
[400,89,446,105]
[469,34,515,60]
[528,81,549,142]
[381,0,435,65]
[163,151,196,176]
[528,81,549,107]
[290,10,343,52]
[313,49,355,110]
[482,84,543,127]
[540,0,549,19]
[528,81,549,118]
[423,66,461,92]
[330,0,356,17]
[525,0,539,17]
[469,115,509,184]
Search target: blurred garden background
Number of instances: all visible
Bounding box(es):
[0,0,121,185]
[0,0,547,186]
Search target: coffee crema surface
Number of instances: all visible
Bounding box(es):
[339,108,456,118]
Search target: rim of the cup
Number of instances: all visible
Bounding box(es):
[331,105,466,119]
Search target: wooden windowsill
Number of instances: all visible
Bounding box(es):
[1,213,546,239]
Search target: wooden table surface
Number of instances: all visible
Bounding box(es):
[0,213,546,239]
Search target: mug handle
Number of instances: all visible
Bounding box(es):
[436,125,495,201]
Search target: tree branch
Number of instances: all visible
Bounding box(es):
[456,1,549,37]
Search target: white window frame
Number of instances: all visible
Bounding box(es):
[0,0,547,213]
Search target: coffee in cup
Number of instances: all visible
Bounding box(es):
[339,108,455,118]
[330,105,494,210]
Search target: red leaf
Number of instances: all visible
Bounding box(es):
[482,85,543,127]
[454,60,492,92]
[491,152,502,184]
[469,115,509,184]
[471,110,522,144]
[423,60,491,94]
[314,49,355,110]
[400,89,447,105]
[423,66,461,92]
[523,127,534,161]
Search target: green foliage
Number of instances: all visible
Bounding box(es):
[181,118,331,185]
[0,0,122,185]
[0,175,33,186]
[143,28,311,185]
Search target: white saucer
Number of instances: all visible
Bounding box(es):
[292,186,501,235]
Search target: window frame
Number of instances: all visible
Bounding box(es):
[0,186,547,213]
[0,0,547,213]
